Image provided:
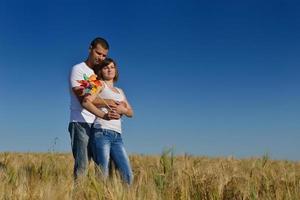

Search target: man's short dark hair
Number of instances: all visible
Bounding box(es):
[90,37,109,50]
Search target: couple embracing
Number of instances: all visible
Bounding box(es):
[68,37,133,184]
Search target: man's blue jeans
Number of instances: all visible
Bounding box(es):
[91,128,133,184]
[68,122,93,179]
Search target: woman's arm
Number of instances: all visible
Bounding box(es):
[118,88,133,118]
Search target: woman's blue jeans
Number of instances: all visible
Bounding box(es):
[91,128,133,184]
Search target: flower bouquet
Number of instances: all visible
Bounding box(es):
[77,74,112,110]
[77,74,102,96]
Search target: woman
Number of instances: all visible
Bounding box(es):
[86,58,133,184]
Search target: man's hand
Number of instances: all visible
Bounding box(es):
[72,86,85,102]
[103,110,121,120]
[106,99,118,109]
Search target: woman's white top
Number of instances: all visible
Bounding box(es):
[93,82,124,133]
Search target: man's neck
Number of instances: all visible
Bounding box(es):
[85,59,93,69]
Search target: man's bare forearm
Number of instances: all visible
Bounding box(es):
[82,98,106,119]
[82,99,121,120]
[92,97,116,108]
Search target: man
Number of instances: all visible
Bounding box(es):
[68,37,120,179]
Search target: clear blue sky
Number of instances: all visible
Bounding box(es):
[0,0,299,160]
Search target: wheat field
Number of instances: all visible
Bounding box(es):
[0,151,299,200]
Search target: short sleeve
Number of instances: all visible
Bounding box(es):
[70,66,83,88]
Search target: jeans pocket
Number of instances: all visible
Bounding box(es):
[93,128,104,137]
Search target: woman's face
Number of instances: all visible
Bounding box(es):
[100,62,116,81]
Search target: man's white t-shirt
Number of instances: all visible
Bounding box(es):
[69,62,95,123]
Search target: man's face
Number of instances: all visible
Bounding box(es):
[89,44,108,66]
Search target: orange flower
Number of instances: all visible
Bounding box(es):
[76,74,102,96]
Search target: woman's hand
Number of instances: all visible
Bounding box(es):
[115,101,128,115]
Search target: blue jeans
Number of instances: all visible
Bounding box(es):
[68,122,93,179]
[91,128,133,184]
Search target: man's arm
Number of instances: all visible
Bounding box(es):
[82,95,120,120]
[92,97,118,109]
[69,67,119,120]
[72,87,120,120]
